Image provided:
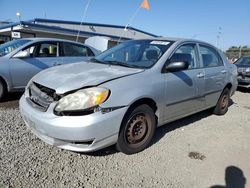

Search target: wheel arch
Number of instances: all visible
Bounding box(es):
[225,82,232,90]
[120,97,158,131]
[0,76,8,91]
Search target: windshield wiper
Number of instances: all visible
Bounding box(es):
[103,60,141,68]
[90,58,104,64]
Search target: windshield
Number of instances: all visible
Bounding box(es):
[0,39,31,57]
[235,56,250,66]
[94,39,173,69]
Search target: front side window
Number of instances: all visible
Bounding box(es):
[170,44,198,69]
[0,39,31,57]
[62,42,90,57]
[19,45,36,57]
[200,45,223,67]
[94,40,173,69]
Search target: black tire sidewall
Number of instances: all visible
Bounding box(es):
[213,88,230,115]
[117,104,156,155]
[0,80,6,101]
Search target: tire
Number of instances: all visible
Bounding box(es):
[116,104,156,154]
[213,88,230,115]
[0,80,6,101]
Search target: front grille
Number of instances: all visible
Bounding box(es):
[238,81,250,86]
[238,75,250,80]
[28,82,59,111]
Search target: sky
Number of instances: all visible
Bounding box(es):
[0,0,249,50]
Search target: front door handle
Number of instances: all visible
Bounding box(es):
[197,73,205,78]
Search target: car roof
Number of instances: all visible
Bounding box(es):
[3,37,99,57]
[21,37,85,45]
[138,36,214,46]
[16,37,99,55]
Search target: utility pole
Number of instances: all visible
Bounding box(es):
[216,27,222,48]
[239,46,242,58]
[16,12,21,22]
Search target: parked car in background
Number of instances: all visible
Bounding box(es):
[0,38,98,100]
[20,38,238,154]
[235,56,250,88]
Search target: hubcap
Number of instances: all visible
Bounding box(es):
[126,114,148,145]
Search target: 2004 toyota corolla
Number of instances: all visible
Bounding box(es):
[20,38,238,154]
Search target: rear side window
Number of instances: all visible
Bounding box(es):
[62,42,93,57]
[200,45,223,67]
[36,42,58,57]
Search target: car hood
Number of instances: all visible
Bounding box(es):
[235,64,250,68]
[33,62,144,94]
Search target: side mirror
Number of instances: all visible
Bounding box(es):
[13,50,30,58]
[164,60,189,72]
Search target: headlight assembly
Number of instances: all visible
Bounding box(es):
[54,87,110,113]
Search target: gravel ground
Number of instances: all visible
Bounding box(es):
[0,90,249,188]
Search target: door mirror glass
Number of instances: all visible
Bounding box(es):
[13,50,30,58]
[165,61,189,72]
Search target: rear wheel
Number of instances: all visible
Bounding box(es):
[116,104,156,154]
[0,80,7,101]
[213,88,230,115]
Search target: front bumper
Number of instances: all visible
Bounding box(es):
[19,95,128,152]
[237,77,250,88]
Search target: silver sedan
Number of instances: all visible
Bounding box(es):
[0,38,98,100]
[20,38,238,154]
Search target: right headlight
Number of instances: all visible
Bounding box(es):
[54,87,110,113]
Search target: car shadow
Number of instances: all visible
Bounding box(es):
[0,92,23,109]
[210,166,246,188]
[80,145,118,157]
[237,87,250,93]
[229,98,234,107]
[151,109,212,147]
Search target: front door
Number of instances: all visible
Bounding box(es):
[10,41,61,88]
[164,43,205,122]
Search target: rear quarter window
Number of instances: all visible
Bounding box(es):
[62,42,93,57]
[200,45,224,67]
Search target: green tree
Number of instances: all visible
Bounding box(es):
[225,46,250,59]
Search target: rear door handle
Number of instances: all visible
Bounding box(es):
[221,70,227,74]
[197,73,205,78]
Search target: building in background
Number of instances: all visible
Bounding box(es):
[0,18,157,48]
[0,21,12,44]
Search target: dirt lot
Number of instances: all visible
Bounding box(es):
[0,90,249,188]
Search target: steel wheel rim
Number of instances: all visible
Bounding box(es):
[125,113,150,148]
[221,94,229,109]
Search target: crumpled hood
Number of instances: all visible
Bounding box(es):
[33,62,144,94]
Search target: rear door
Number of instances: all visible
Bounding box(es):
[198,44,227,107]
[60,42,95,65]
[10,41,61,88]
[164,43,205,121]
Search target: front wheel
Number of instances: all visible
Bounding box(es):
[213,88,230,115]
[116,104,156,155]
